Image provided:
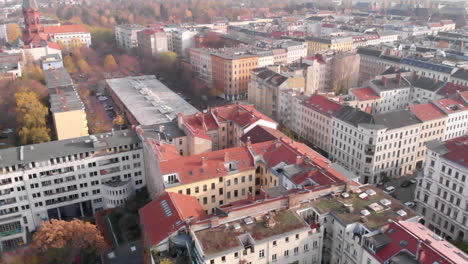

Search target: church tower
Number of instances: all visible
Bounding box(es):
[22,0,45,45]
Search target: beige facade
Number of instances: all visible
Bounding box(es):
[137,29,168,57]
[212,53,259,100]
[306,36,353,54]
[248,67,305,119]
[53,109,89,140]
[166,169,259,214]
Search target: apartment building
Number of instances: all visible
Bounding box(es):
[306,36,353,54]
[331,107,422,184]
[141,180,443,264]
[136,28,168,57]
[189,48,213,88]
[409,103,447,168]
[211,50,259,100]
[115,24,145,50]
[0,130,145,251]
[277,89,309,130]
[297,95,342,155]
[165,28,197,57]
[44,68,89,140]
[248,67,305,119]
[279,40,308,64]
[177,104,277,153]
[415,136,468,243]
[434,94,468,140]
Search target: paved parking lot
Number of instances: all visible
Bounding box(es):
[376,175,418,207]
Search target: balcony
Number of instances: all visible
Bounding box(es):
[45,194,79,206]
[0,227,22,237]
[100,167,121,176]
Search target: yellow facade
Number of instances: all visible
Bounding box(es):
[166,166,279,214]
[53,109,89,140]
[307,40,353,54]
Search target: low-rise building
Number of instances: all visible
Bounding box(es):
[415,136,468,243]
[44,68,89,140]
[105,75,199,127]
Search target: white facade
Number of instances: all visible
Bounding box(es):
[48,32,92,48]
[166,29,197,57]
[0,130,145,251]
[281,41,308,64]
[189,48,213,87]
[415,137,468,242]
[115,24,145,50]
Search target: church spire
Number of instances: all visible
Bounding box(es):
[23,0,39,10]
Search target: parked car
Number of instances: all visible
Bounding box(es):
[98,96,108,101]
[2,128,13,134]
[404,201,416,208]
[384,186,396,194]
[410,179,417,184]
[400,180,411,188]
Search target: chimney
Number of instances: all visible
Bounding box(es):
[224,152,229,162]
[295,155,302,165]
[382,76,388,86]
[246,136,251,146]
[201,156,207,167]
[396,73,401,84]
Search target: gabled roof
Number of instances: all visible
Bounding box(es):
[159,146,255,185]
[302,94,343,116]
[140,192,206,247]
[351,87,380,101]
[427,135,468,167]
[240,125,287,144]
[410,103,447,122]
[332,105,374,127]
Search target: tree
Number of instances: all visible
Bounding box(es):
[33,219,107,264]
[56,40,68,51]
[104,54,118,71]
[64,55,77,74]
[160,258,174,264]
[77,59,91,76]
[6,23,21,44]
[113,114,125,129]
[15,89,50,144]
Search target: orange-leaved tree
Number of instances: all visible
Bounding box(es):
[104,54,118,72]
[33,219,107,264]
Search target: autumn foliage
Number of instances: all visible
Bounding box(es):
[33,219,107,264]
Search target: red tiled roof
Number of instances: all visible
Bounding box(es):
[372,221,419,262]
[351,87,380,101]
[47,41,60,50]
[159,146,255,185]
[240,125,287,144]
[429,23,443,28]
[182,104,277,139]
[437,83,468,97]
[140,192,206,247]
[441,135,468,167]
[250,138,348,187]
[399,221,468,264]
[44,24,89,34]
[410,103,447,122]
[435,97,468,113]
[150,139,181,161]
[302,94,342,116]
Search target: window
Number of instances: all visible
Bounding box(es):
[272,254,277,262]
[234,252,238,258]
[272,240,277,247]
[259,249,265,258]
[294,247,299,255]
[221,256,226,262]
[285,237,289,243]
[304,244,309,252]
[284,250,289,257]
[295,234,299,240]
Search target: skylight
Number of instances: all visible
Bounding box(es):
[161,200,173,217]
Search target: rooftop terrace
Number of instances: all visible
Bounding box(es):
[310,186,417,230]
[194,210,308,256]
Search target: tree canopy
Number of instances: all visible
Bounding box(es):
[15,89,50,145]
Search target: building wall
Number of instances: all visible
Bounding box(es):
[165,169,257,214]
[0,137,145,249]
[415,118,446,167]
[415,145,468,242]
[49,32,92,48]
[137,31,168,57]
[299,107,333,154]
[53,109,89,140]
[212,55,259,100]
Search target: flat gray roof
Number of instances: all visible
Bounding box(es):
[106,75,199,126]
[45,68,84,113]
[0,130,140,169]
